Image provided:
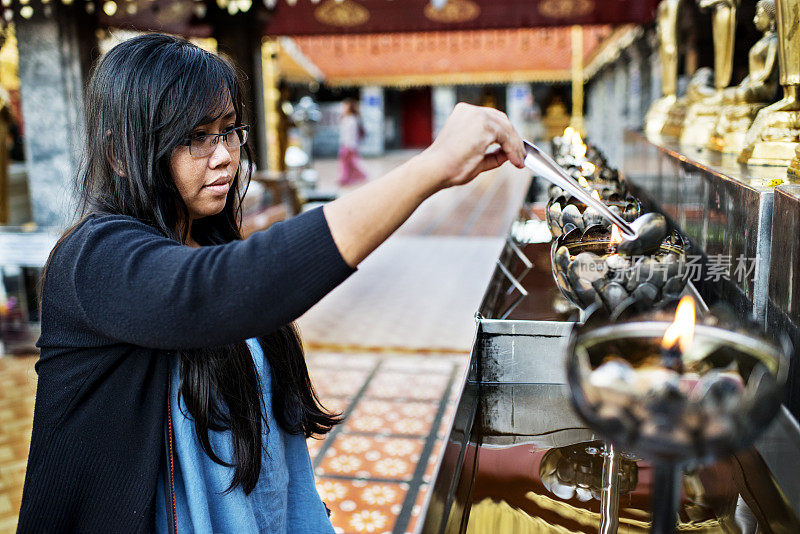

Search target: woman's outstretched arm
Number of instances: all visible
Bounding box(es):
[324,103,525,267]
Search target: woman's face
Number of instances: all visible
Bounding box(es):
[170,104,240,221]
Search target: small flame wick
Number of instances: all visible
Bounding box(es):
[609,224,623,249]
[660,296,696,372]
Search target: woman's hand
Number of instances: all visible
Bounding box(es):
[421,102,526,190]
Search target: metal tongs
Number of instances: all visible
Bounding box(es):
[522,140,639,242]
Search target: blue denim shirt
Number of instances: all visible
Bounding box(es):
[156,339,334,533]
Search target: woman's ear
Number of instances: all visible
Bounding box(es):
[105,129,126,177]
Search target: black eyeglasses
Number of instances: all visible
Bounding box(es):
[181,125,249,157]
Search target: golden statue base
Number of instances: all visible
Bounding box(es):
[680,95,722,148]
[737,96,800,166]
[660,98,687,139]
[645,95,677,140]
[708,102,768,153]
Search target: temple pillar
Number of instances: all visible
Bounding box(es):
[359,86,384,157]
[213,13,267,170]
[16,7,97,229]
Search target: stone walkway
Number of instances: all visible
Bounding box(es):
[0,151,531,533]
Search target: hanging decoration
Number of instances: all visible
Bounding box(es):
[314,0,369,27]
[424,0,478,23]
[538,0,594,19]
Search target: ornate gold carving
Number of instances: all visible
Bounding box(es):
[424,0,480,23]
[538,0,594,19]
[709,0,778,153]
[645,0,681,139]
[740,0,800,168]
[314,0,370,27]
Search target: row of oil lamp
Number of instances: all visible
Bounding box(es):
[546,127,690,314]
[536,129,789,533]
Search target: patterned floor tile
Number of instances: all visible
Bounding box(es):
[403,483,430,534]
[318,396,352,416]
[311,369,372,398]
[316,434,425,481]
[423,440,444,484]
[307,352,381,371]
[379,357,455,375]
[307,437,325,463]
[316,477,409,534]
[437,403,456,438]
[364,372,449,401]
[344,401,438,437]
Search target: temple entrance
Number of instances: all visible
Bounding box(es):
[400,87,433,148]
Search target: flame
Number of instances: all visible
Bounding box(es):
[563,126,575,139]
[661,296,696,353]
[609,224,623,245]
[581,161,596,175]
[591,189,601,201]
[574,142,587,159]
[578,175,590,188]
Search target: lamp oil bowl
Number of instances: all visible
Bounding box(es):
[566,297,789,533]
[545,166,627,200]
[551,219,687,312]
[546,193,642,238]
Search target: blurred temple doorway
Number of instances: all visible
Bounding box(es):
[400,87,432,148]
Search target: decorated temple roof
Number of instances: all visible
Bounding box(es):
[263,0,656,36]
[85,0,656,39]
[290,26,612,87]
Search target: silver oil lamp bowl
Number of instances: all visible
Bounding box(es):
[551,220,688,312]
[546,192,642,238]
[545,165,627,200]
[566,298,789,533]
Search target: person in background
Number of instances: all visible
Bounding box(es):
[337,97,368,186]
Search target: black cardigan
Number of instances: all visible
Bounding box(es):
[17,208,355,533]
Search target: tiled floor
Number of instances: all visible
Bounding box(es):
[0,151,530,532]
[306,350,467,534]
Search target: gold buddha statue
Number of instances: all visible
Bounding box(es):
[709,0,778,153]
[740,0,800,168]
[680,0,740,147]
[662,67,715,139]
[645,0,681,140]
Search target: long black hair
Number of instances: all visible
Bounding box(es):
[68,33,339,493]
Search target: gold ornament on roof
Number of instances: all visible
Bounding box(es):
[424,0,480,23]
[538,0,593,19]
[315,0,370,27]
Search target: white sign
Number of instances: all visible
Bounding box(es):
[0,231,59,267]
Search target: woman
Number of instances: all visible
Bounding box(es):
[18,34,524,533]
[337,98,368,185]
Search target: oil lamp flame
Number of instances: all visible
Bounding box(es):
[661,295,696,353]
[609,224,623,246]
[591,189,601,201]
[578,175,590,189]
[563,126,575,139]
